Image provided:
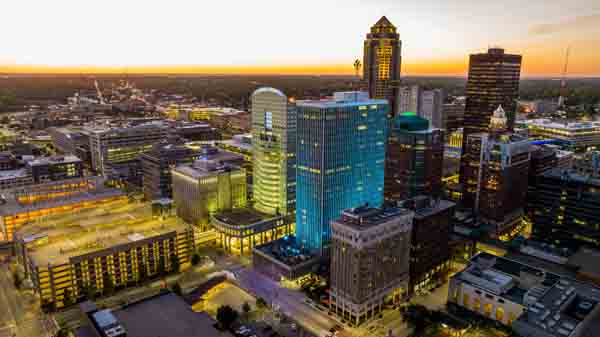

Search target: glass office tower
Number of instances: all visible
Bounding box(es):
[295,92,389,252]
[251,87,296,216]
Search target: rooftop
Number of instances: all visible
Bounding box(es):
[19,202,189,266]
[543,168,600,187]
[255,236,319,267]
[212,208,281,228]
[25,154,81,166]
[77,292,228,337]
[296,91,387,109]
[0,168,30,180]
[172,159,243,180]
[521,118,600,131]
[0,177,124,216]
[334,206,411,230]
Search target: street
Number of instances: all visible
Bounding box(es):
[0,265,53,337]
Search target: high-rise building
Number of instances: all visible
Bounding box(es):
[398,196,456,294]
[329,206,413,325]
[420,89,445,129]
[442,101,465,133]
[384,112,444,201]
[462,106,530,239]
[462,48,522,135]
[171,160,246,232]
[363,17,402,115]
[295,92,388,252]
[396,85,421,115]
[251,88,296,216]
[529,169,600,249]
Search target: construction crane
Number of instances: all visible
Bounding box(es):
[558,47,570,108]
[94,79,106,104]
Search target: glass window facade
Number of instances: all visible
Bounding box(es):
[295,96,389,252]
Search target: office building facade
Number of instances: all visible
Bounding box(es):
[296,92,388,252]
[330,206,413,325]
[442,101,465,133]
[384,112,444,200]
[363,17,402,115]
[462,107,530,239]
[26,155,84,184]
[529,169,600,249]
[171,160,246,231]
[251,87,296,216]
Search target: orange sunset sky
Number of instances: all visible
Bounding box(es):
[1,0,599,77]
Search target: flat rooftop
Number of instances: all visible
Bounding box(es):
[334,206,411,230]
[255,236,319,267]
[213,208,280,228]
[19,202,189,266]
[522,118,600,132]
[543,168,600,187]
[77,292,229,337]
[173,160,242,180]
[0,178,125,216]
[412,199,456,219]
[0,168,30,180]
[25,154,81,166]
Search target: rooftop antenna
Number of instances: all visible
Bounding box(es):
[558,46,570,109]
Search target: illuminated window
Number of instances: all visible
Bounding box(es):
[265,111,273,131]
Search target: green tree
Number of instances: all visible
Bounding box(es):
[12,271,22,289]
[191,253,201,266]
[216,305,239,330]
[256,297,268,309]
[62,288,74,307]
[171,254,180,273]
[54,326,72,337]
[242,301,252,320]
[171,282,183,296]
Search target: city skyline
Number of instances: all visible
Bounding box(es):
[1,0,599,76]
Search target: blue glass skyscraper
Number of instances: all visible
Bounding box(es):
[295,92,389,252]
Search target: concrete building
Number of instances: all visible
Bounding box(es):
[171,159,246,232]
[420,89,445,129]
[397,85,421,116]
[251,87,296,216]
[0,168,33,191]
[329,206,413,325]
[442,101,465,133]
[211,208,291,255]
[529,169,600,249]
[169,121,221,142]
[140,141,200,201]
[398,197,456,294]
[15,206,193,309]
[461,106,531,240]
[363,17,402,116]
[25,155,83,184]
[573,151,600,178]
[295,92,388,252]
[518,119,600,151]
[384,112,444,201]
[86,122,168,185]
[0,177,126,242]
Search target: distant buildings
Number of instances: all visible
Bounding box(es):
[0,168,33,190]
[171,159,246,232]
[529,169,600,249]
[295,92,388,252]
[86,122,168,185]
[363,17,402,116]
[25,155,83,184]
[397,85,420,115]
[251,88,296,216]
[384,112,444,201]
[519,119,600,151]
[396,86,445,129]
[329,206,413,325]
[442,100,465,133]
[461,106,530,239]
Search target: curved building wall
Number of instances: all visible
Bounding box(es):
[251,88,296,216]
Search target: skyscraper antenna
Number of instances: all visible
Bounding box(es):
[558,46,571,108]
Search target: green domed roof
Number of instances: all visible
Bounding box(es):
[392,112,429,131]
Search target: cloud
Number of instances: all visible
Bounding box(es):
[529,14,600,35]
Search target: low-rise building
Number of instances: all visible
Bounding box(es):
[0,177,126,241]
[15,205,194,309]
[0,169,33,191]
[25,155,84,183]
[330,206,413,325]
[171,159,246,232]
[519,119,600,151]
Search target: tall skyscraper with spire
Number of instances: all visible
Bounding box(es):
[363,16,402,116]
